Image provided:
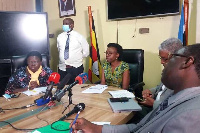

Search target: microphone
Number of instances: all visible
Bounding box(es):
[64,72,88,92]
[59,103,85,121]
[55,73,71,94]
[74,73,88,84]
[43,72,60,99]
[52,73,88,102]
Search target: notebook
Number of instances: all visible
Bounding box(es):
[108,98,142,113]
[108,90,135,98]
[32,121,70,133]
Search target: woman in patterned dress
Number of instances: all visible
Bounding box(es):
[5,51,52,93]
[101,43,130,89]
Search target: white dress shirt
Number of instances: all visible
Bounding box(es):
[155,85,166,101]
[57,30,89,71]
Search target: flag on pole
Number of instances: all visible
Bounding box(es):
[88,6,102,83]
[178,0,189,46]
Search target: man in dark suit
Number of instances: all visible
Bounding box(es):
[71,43,200,133]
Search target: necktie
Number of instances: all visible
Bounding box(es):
[154,96,169,116]
[146,96,170,122]
[64,34,70,60]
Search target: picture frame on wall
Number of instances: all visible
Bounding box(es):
[58,0,76,17]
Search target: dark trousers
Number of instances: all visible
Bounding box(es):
[58,65,84,84]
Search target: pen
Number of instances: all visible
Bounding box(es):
[81,85,90,88]
[27,85,30,91]
[135,97,145,102]
[70,111,80,133]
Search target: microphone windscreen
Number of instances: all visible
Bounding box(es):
[75,73,88,84]
[77,103,85,111]
[48,72,60,84]
[57,73,72,90]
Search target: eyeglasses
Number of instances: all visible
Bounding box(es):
[170,53,188,58]
[104,52,116,56]
[170,53,195,64]
[159,56,169,62]
[159,53,189,63]
[158,53,171,62]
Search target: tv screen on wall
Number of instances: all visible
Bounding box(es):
[107,0,180,20]
[0,11,50,59]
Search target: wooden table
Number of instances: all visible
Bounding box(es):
[0,84,134,132]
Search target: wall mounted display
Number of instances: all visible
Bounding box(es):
[0,11,50,59]
[107,0,180,20]
[58,0,76,17]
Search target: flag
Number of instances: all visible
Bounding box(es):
[178,0,189,46]
[88,6,102,83]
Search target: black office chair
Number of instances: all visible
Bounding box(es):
[11,54,50,75]
[122,49,145,98]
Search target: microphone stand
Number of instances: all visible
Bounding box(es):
[62,88,74,114]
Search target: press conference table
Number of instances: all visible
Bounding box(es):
[0,84,134,132]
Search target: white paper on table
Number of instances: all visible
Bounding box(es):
[22,86,56,96]
[92,122,111,125]
[82,84,108,94]
[34,86,48,93]
[22,89,41,96]
[108,90,135,98]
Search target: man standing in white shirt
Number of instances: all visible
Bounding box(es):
[57,18,89,83]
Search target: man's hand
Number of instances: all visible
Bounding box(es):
[70,118,102,133]
[139,97,155,107]
[29,81,38,90]
[142,89,153,98]
[140,89,155,107]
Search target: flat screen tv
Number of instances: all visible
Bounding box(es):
[0,11,49,59]
[107,0,180,20]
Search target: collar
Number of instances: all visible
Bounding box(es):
[168,86,200,106]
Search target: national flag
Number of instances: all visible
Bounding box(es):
[88,6,102,83]
[178,0,189,46]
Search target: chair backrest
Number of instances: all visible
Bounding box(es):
[11,54,49,75]
[122,49,144,86]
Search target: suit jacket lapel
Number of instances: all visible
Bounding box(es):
[154,83,164,99]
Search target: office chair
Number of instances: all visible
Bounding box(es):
[122,49,145,98]
[11,54,50,75]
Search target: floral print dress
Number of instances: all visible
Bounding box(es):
[102,61,129,88]
[5,67,52,93]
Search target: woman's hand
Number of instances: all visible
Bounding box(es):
[29,81,38,90]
